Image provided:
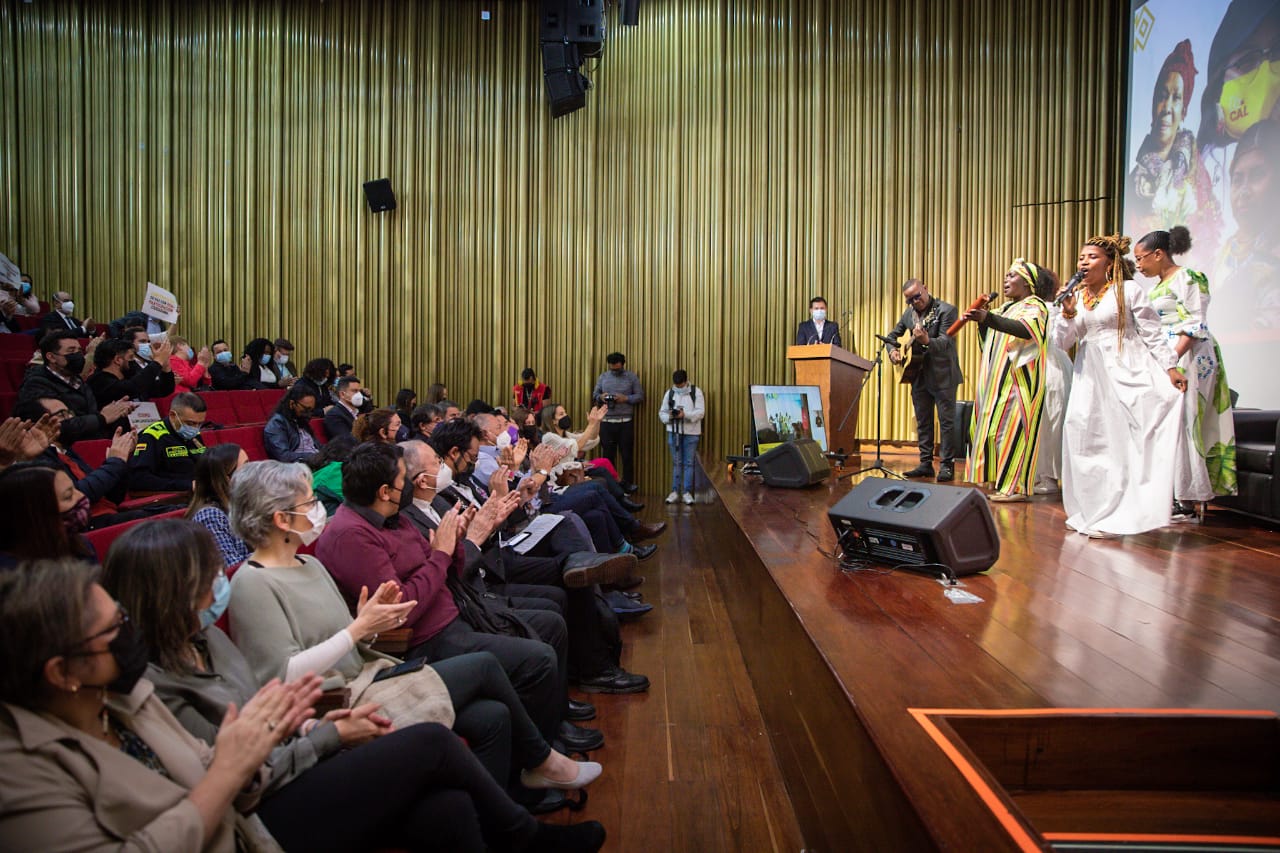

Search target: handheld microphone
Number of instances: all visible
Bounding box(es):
[945,292,998,336]
[1054,270,1086,306]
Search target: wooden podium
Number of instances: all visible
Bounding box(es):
[787,344,873,456]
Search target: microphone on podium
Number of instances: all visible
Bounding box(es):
[945,293,998,336]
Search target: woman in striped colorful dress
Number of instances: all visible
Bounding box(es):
[964,259,1050,502]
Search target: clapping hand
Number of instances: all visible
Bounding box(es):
[212,676,322,780]
[325,702,394,745]
[106,427,139,461]
[430,505,462,556]
[351,581,417,640]
[488,464,511,498]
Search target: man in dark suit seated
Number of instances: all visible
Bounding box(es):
[39,290,94,337]
[324,375,364,438]
[794,295,847,348]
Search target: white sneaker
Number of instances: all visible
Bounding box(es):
[682,492,695,505]
[665,491,680,504]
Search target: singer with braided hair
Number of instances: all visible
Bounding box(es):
[1053,234,1187,538]
[963,259,1050,501]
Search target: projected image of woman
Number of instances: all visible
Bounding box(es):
[1214,118,1280,331]
[1130,40,1220,245]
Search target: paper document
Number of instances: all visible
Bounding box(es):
[510,513,565,554]
[127,402,161,432]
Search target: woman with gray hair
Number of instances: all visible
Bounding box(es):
[226,459,601,795]
[0,559,315,851]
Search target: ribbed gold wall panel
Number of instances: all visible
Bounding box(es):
[0,0,1126,492]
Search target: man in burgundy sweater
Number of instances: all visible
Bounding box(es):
[316,442,600,752]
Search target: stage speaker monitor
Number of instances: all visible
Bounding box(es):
[541,42,587,118]
[756,438,830,488]
[827,476,999,576]
[363,179,396,213]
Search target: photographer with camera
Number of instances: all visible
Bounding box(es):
[658,370,704,505]
[591,353,644,494]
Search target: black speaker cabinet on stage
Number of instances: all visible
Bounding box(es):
[756,438,830,487]
[362,179,396,213]
[827,476,999,575]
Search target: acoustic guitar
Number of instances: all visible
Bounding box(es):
[893,326,926,385]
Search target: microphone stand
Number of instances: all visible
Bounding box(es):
[838,334,905,480]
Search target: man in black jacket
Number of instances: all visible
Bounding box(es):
[128,392,207,492]
[17,332,133,443]
[38,290,93,337]
[324,375,364,439]
[886,278,964,482]
[87,337,176,404]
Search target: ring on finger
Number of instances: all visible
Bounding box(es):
[266,720,278,731]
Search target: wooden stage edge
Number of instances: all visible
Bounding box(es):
[709,460,1280,852]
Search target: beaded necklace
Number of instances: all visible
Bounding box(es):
[1080,282,1112,311]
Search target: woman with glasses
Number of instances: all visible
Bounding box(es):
[101,519,605,853]
[0,558,315,850]
[263,386,320,464]
[225,460,603,798]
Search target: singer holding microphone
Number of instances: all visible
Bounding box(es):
[795,296,844,347]
[1053,234,1187,539]
[963,259,1050,502]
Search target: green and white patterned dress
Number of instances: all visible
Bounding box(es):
[1148,267,1237,499]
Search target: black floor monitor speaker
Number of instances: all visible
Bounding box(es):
[828,476,999,575]
[757,438,830,487]
[363,179,396,213]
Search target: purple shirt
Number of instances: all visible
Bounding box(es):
[315,503,461,646]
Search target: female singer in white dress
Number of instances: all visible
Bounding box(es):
[1134,226,1237,517]
[1052,235,1188,538]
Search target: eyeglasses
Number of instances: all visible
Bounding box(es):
[67,604,128,655]
[285,496,321,512]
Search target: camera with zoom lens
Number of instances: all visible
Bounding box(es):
[597,393,617,405]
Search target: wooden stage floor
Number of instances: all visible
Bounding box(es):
[552,451,1280,851]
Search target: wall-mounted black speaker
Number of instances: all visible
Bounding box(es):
[363,179,396,213]
[756,438,830,488]
[541,42,588,118]
[827,477,999,575]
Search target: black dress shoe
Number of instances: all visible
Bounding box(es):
[558,721,605,752]
[629,543,657,561]
[528,820,607,853]
[526,788,570,815]
[576,666,651,694]
[937,462,955,482]
[623,483,640,495]
[904,463,935,478]
[620,590,644,600]
[565,698,597,721]
[619,497,645,512]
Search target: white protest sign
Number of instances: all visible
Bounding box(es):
[0,252,19,287]
[127,402,161,432]
[141,282,179,324]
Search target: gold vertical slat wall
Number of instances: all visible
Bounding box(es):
[0,0,1126,492]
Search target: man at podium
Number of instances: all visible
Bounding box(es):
[795,296,846,348]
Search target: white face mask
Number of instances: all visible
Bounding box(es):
[433,464,453,492]
[349,391,366,408]
[275,354,290,365]
[811,309,826,322]
[61,301,75,315]
[288,501,328,545]
[496,431,512,448]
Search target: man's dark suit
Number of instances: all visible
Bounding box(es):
[40,312,91,337]
[794,319,844,348]
[888,298,963,465]
[323,403,356,440]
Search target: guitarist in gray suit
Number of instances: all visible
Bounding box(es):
[886,278,963,481]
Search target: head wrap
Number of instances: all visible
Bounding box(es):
[1008,258,1039,290]
[1084,234,1133,348]
[1158,39,1198,117]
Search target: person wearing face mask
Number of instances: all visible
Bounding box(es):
[208,339,266,391]
[167,335,214,392]
[103,520,607,853]
[128,392,208,494]
[264,386,322,464]
[409,402,447,440]
[244,337,281,387]
[87,336,175,405]
[295,357,338,410]
[39,289,94,337]
[0,558,322,852]
[658,369,706,506]
[325,375,367,439]
[0,272,40,317]
[591,353,645,494]
[19,331,134,442]
[512,368,551,413]
[271,338,298,387]
[795,296,845,348]
[0,463,96,567]
[186,443,252,569]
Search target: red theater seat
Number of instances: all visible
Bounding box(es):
[0,391,16,420]
[310,417,329,443]
[71,439,111,470]
[85,507,187,561]
[0,335,35,356]
[204,425,269,461]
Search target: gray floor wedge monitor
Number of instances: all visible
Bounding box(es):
[828,476,999,575]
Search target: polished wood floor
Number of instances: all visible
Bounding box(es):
[552,451,1280,851]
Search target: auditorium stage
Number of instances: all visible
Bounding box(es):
[711,460,1280,851]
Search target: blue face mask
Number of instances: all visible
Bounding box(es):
[200,573,231,629]
[173,416,201,441]
[260,354,272,365]
[20,283,31,297]
[214,351,233,364]
[137,343,153,360]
